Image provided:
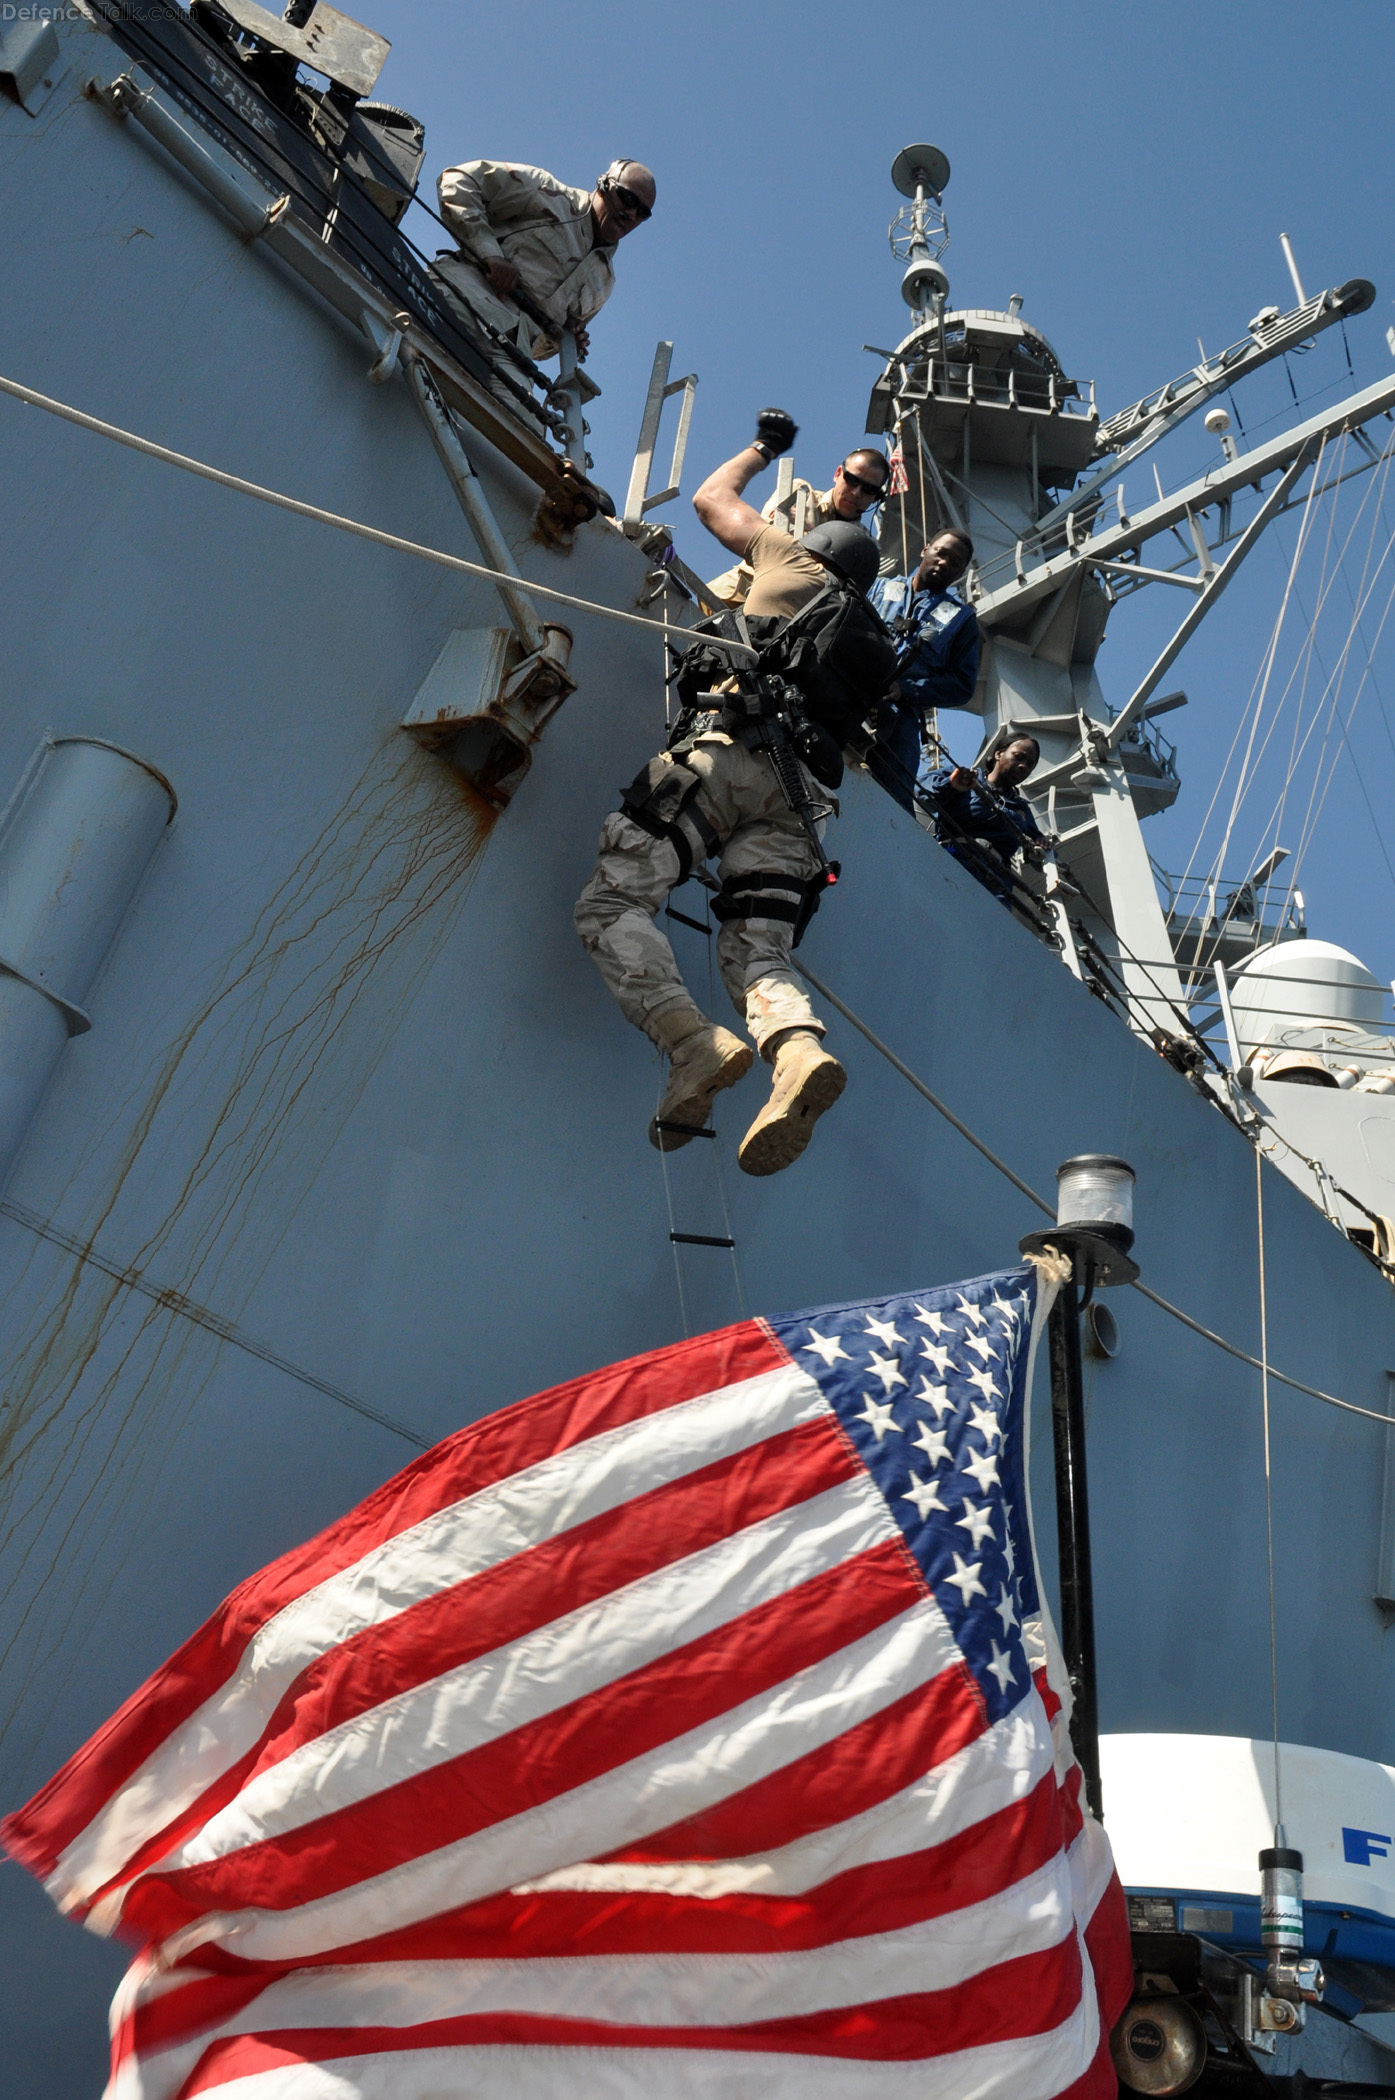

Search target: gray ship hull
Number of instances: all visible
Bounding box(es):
[3,12,1395,2092]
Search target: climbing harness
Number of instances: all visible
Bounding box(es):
[710,867,835,948]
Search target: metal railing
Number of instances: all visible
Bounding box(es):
[1116,710,1179,785]
[1156,862,1307,977]
[91,0,565,441]
[890,353,1095,421]
[860,744,1061,947]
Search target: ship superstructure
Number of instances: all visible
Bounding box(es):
[870,144,1395,1269]
[4,14,1395,2096]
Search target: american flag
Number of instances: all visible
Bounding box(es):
[3,1264,1130,2100]
[886,444,910,497]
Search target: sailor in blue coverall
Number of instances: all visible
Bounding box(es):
[923,732,1047,901]
[867,530,980,811]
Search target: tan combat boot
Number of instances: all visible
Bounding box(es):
[737,1029,846,1177]
[648,1005,754,1151]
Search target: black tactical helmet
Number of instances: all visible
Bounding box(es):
[799,521,880,594]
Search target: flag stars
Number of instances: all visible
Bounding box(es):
[803,1329,851,1368]
[856,1393,900,1442]
[956,1500,995,1548]
[778,1278,1040,1694]
[986,1642,1016,1694]
[961,1447,1000,1493]
[913,1422,951,1468]
[916,1377,954,1419]
[903,1472,947,1520]
[866,1350,908,1395]
[968,1401,1003,1445]
[944,1552,987,1604]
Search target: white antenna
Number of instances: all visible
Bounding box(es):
[889,144,951,332]
[1279,231,1308,307]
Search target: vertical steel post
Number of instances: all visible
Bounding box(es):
[1048,1273,1103,1819]
[554,328,587,470]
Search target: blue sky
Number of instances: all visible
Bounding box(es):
[369,0,1395,989]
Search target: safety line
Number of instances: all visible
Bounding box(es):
[702,900,750,1320]
[0,371,753,658]
[794,960,1395,1429]
[1257,1146,1284,1832]
[652,1058,692,1340]
[794,961,1055,1214]
[0,1196,431,1451]
[6,377,1388,1434]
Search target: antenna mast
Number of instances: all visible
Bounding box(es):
[889,144,951,346]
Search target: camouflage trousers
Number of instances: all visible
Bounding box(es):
[573,733,826,1054]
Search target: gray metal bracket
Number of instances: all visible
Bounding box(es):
[0,17,66,114]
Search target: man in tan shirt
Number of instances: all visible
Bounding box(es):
[707,446,891,606]
[575,413,895,1178]
[434,156,656,364]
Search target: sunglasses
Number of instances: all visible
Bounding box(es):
[839,466,887,498]
[606,180,652,223]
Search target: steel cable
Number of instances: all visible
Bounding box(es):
[5,370,1390,1437]
[794,958,1395,1430]
[1256,1146,1284,1831]
[0,370,758,659]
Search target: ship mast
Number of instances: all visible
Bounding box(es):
[871,153,1395,1054]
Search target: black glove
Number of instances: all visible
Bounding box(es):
[752,407,797,458]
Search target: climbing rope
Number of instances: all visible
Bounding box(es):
[0,370,756,661]
[1256,1146,1285,1831]
[7,366,1392,1440]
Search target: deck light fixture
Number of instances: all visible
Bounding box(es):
[1021,1152,1139,1295]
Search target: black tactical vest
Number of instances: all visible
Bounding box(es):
[745,580,898,747]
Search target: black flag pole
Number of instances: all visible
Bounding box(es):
[1022,1154,1139,1824]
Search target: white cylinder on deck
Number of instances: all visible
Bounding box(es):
[0,735,175,1184]
[1229,939,1385,1058]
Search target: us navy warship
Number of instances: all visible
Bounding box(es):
[4,6,1395,2094]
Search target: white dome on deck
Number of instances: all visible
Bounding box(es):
[1230,939,1386,1056]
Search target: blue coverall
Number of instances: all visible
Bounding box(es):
[922,763,1044,901]
[866,576,981,811]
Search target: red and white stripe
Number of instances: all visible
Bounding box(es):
[3,1318,1130,2099]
